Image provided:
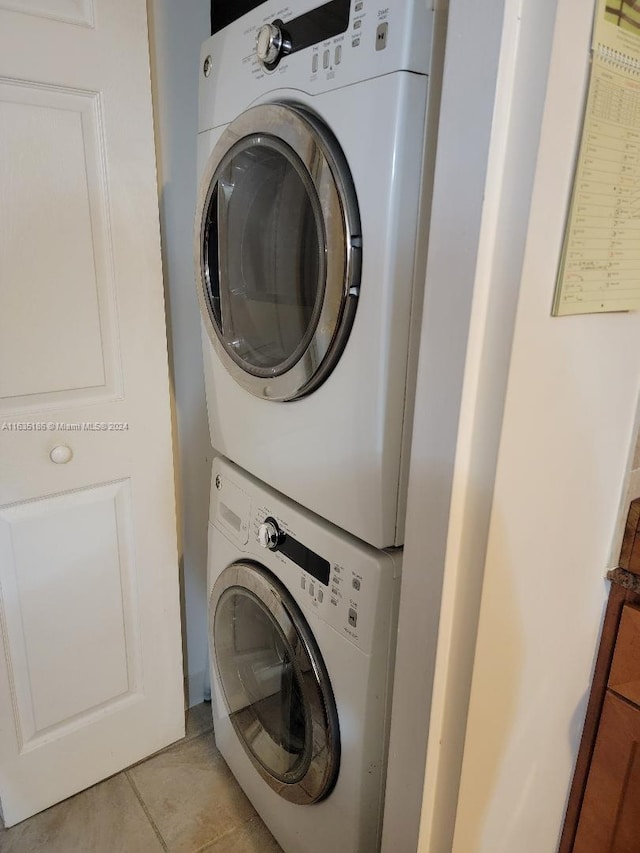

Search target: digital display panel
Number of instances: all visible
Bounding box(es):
[285,0,351,52]
[212,0,351,48]
[279,531,330,586]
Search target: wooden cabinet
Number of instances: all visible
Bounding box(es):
[573,608,640,852]
[573,692,640,853]
[609,605,640,707]
[560,501,640,852]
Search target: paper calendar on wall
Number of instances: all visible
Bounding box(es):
[553,0,640,316]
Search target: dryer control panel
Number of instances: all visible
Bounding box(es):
[241,0,423,87]
[254,0,351,71]
[198,0,439,132]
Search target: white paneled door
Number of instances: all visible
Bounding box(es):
[0,0,184,826]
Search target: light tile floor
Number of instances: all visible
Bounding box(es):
[0,704,282,853]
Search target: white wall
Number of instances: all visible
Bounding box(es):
[413,0,640,850]
[148,0,212,706]
[409,0,559,850]
[382,1,506,848]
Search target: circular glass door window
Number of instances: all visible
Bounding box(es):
[196,103,361,402]
[202,136,326,379]
[210,563,340,804]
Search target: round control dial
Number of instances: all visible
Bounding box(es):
[256,23,283,66]
[258,518,282,550]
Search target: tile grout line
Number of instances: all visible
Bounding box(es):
[192,814,258,853]
[124,769,169,852]
[125,720,214,773]
[185,725,214,744]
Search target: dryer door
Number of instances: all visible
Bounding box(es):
[209,561,340,804]
[195,103,361,401]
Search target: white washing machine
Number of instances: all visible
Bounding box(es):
[195,0,444,549]
[207,456,401,853]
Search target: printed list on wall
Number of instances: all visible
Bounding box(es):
[553,0,640,316]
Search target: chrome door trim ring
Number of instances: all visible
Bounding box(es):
[209,561,340,804]
[194,102,361,402]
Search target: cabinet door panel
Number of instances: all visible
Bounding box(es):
[609,604,640,706]
[574,691,640,853]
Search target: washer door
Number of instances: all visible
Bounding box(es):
[195,103,361,401]
[209,561,340,804]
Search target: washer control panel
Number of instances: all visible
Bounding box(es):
[211,459,398,657]
[252,503,374,653]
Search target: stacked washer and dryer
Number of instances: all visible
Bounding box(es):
[194,2,442,851]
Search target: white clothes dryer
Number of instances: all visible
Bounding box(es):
[195,0,443,548]
[207,456,401,853]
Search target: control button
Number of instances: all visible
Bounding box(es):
[312,53,318,73]
[309,583,315,597]
[355,1,363,9]
[323,49,330,69]
[354,19,362,29]
[258,518,282,550]
[376,22,388,51]
[301,575,306,590]
[352,577,361,591]
[317,588,324,603]
[256,22,284,66]
[334,45,342,65]
[331,587,338,596]
[352,37,360,47]
[348,608,358,628]
[331,597,338,606]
